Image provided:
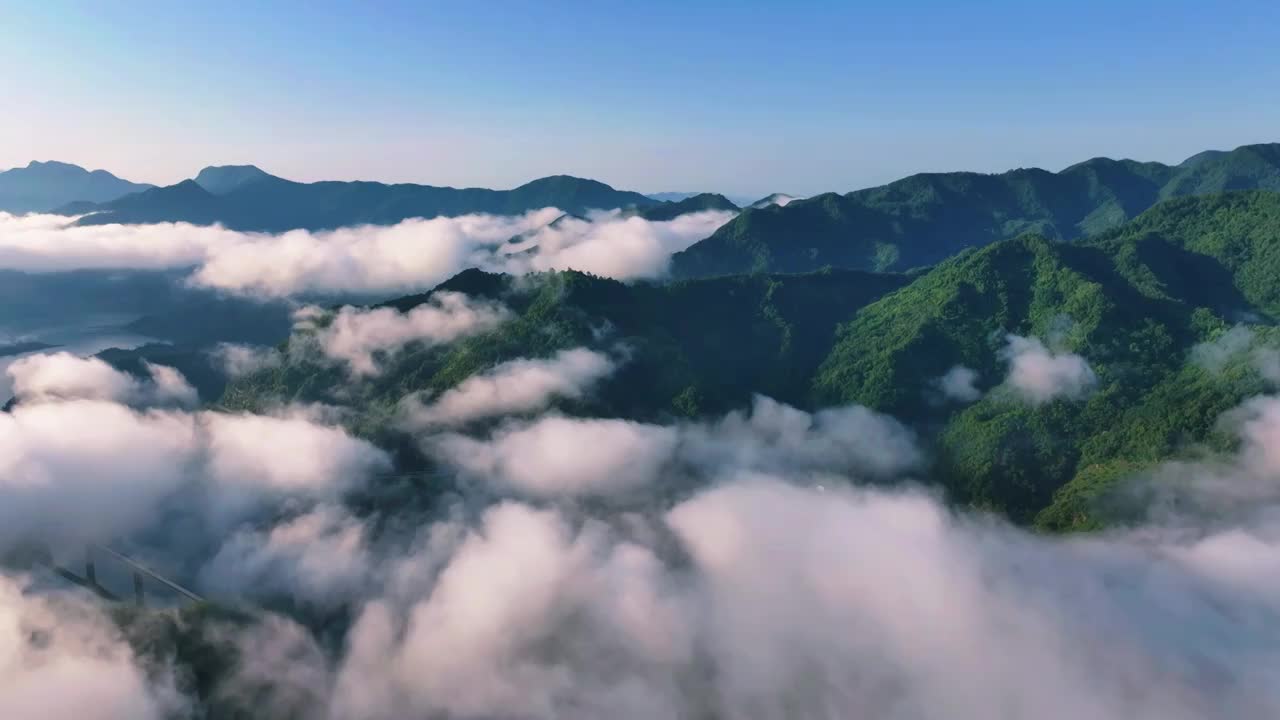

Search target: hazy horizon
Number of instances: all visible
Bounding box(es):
[7,135,1277,199]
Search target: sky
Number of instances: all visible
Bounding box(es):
[3,0,1279,198]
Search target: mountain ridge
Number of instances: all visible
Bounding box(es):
[671,142,1280,278]
[60,173,663,231]
[0,160,153,213]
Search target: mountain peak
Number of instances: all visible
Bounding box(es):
[25,160,87,172]
[749,193,799,209]
[0,161,153,213]
[194,165,276,194]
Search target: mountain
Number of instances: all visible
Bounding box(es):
[671,142,1280,277]
[222,190,1280,532]
[748,193,799,208]
[193,164,276,194]
[221,267,912,439]
[0,160,152,213]
[646,192,701,202]
[638,193,739,221]
[63,173,659,231]
[813,190,1280,525]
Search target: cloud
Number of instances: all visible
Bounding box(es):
[0,209,736,298]
[6,352,196,407]
[9,372,1280,717]
[0,397,389,553]
[1001,334,1097,404]
[1188,325,1280,384]
[199,505,372,608]
[0,573,183,720]
[309,292,510,376]
[430,395,920,497]
[1191,325,1256,373]
[210,343,284,377]
[399,348,615,428]
[678,395,922,479]
[0,212,230,272]
[434,416,680,497]
[935,364,982,403]
[499,210,735,280]
[324,474,1280,719]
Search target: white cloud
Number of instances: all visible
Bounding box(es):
[1188,325,1280,385]
[6,352,196,407]
[199,408,390,508]
[1001,334,1097,404]
[430,395,920,497]
[311,292,510,376]
[0,573,182,720]
[1191,325,1256,373]
[679,395,922,479]
[330,502,692,720]
[936,364,982,403]
[0,398,389,553]
[0,212,231,271]
[0,209,736,298]
[211,343,283,377]
[326,476,1280,720]
[434,416,679,497]
[399,348,615,428]
[200,505,372,608]
[500,210,735,280]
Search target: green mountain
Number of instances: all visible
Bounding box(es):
[638,193,739,221]
[221,267,910,435]
[671,143,1280,277]
[0,160,153,213]
[814,190,1280,525]
[63,173,662,231]
[221,190,1280,533]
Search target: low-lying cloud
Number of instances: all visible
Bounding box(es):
[0,357,389,553]
[935,364,982,403]
[11,341,1280,717]
[0,209,736,298]
[399,348,616,428]
[432,395,921,498]
[1190,324,1280,383]
[326,473,1280,719]
[7,352,197,408]
[0,574,183,720]
[1001,334,1098,404]
[305,292,510,376]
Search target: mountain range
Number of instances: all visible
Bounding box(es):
[0,160,152,213]
[211,189,1280,531]
[671,142,1280,277]
[56,169,662,232]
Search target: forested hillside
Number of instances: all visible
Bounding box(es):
[671,143,1280,277]
[224,190,1280,530]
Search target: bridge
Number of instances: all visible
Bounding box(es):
[9,542,204,607]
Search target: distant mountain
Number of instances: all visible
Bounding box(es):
[62,173,659,231]
[638,193,739,221]
[646,192,701,202]
[671,142,1280,277]
[0,160,152,213]
[748,193,799,208]
[194,165,276,194]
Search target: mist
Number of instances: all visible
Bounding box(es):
[0,209,736,298]
[5,345,1280,718]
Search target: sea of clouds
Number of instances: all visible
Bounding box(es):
[0,208,735,297]
[4,203,1280,718]
[3,323,1280,718]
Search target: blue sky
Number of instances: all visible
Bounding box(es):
[3,0,1278,197]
